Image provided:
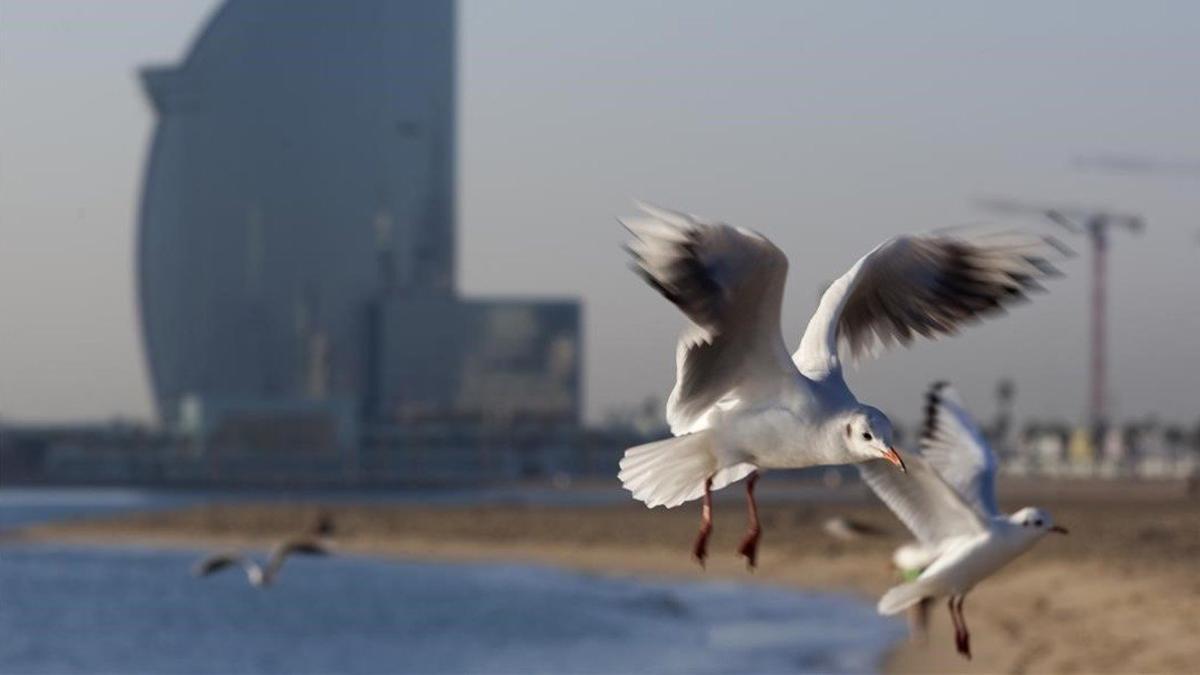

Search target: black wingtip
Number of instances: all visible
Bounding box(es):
[1044,235,1076,259]
[620,243,644,263]
[921,381,950,442]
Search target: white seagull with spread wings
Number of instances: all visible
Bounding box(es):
[861,382,1068,659]
[617,203,1065,567]
[192,536,330,588]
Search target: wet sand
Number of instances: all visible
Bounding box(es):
[14,478,1199,674]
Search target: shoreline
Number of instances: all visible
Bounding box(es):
[9,528,904,675]
[10,479,1199,674]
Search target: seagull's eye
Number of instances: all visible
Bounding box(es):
[862,432,873,441]
[1034,519,1043,527]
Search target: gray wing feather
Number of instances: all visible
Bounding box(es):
[858,451,988,547]
[919,382,999,517]
[192,551,243,577]
[265,537,328,580]
[795,231,1064,380]
[622,202,795,434]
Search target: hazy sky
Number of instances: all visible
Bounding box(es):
[2,1,1198,427]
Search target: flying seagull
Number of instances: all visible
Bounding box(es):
[617,203,1063,567]
[821,516,890,542]
[192,536,330,588]
[861,382,1068,659]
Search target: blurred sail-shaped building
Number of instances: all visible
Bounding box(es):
[136,0,580,473]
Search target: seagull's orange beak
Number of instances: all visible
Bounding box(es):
[1049,525,1069,535]
[882,447,907,473]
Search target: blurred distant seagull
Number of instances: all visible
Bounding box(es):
[862,382,1068,659]
[617,203,1064,567]
[821,516,889,542]
[192,537,330,588]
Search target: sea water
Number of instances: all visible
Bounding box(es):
[0,545,900,675]
[0,488,901,674]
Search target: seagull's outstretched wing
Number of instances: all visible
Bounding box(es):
[858,451,988,547]
[264,537,329,581]
[794,231,1065,380]
[622,202,796,434]
[919,382,999,517]
[191,551,245,578]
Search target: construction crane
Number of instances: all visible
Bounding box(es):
[1074,153,1200,176]
[976,197,1144,430]
[1076,152,1200,247]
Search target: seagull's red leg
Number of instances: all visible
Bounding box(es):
[947,597,965,657]
[692,477,714,567]
[736,471,761,568]
[954,595,971,660]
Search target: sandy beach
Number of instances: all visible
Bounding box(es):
[13,478,1199,674]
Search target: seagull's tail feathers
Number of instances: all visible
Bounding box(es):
[619,431,744,508]
[878,579,936,616]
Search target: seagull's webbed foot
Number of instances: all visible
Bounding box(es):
[693,477,714,567]
[955,629,972,660]
[950,595,972,660]
[737,527,760,568]
[692,523,712,566]
[737,471,761,569]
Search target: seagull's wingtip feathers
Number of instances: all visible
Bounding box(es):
[1044,235,1076,258]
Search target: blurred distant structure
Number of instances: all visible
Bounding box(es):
[1005,418,1199,482]
[0,421,164,484]
[977,198,1143,432]
[117,0,585,483]
[139,1,455,424]
[989,379,1016,458]
[1073,153,1200,177]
